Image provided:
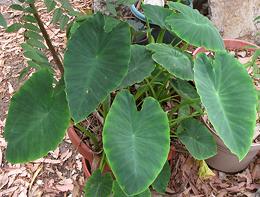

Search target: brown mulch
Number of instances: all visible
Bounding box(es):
[167,141,260,197]
[0,1,91,196]
[0,1,260,196]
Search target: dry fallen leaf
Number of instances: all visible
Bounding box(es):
[252,164,260,181]
[33,158,61,164]
[7,81,14,94]
[56,183,74,192]
[29,164,43,192]
[198,160,215,180]
[0,173,9,190]
[0,185,18,196]
[0,149,2,166]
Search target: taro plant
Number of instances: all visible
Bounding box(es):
[3,1,258,196]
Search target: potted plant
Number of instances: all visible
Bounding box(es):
[3,1,258,196]
[130,0,193,23]
[193,39,260,173]
[130,0,193,44]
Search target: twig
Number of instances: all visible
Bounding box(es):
[29,3,64,74]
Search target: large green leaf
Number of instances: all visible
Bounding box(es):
[171,78,199,100]
[113,181,151,197]
[165,2,224,51]
[194,52,257,160]
[146,43,193,80]
[4,69,70,163]
[142,4,172,29]
[103,91,170,195]
[118,45,155,88]
[84,170,113,197]
[152,162,171,194]
[177,118,217,160]
[64,13,131,123]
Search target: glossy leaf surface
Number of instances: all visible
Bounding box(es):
[152,162,171,194]
[118,45,155,88]
[4,69,70,163]
[194,52,257,160]
[142,4,172,28]
[147,43,193,80]
[177,118,217,160]
[103,91,170,195]
[64,13,131,122]
[171,79,199,100]
[166,2,224,51]
[84,170,113,197]
[113,181,151,197]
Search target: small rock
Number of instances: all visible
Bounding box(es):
[237,51,247,58]
[238,57,251,65]
[36,180,43,185]
[218,171,226,180]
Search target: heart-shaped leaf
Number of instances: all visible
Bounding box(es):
[194,52,257,160]
[64,13,131,123]
[147,43,193,80]
[152,162,171,194]
[118,45,155,89]
[177,118,217,160]
[165,2,224,51]
[113,181,151,197]
[4,69,70,163]
[103,90,170,195]
[84,169,113,197]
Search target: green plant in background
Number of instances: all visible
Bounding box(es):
[2,1,258,197]
[105,0,136,15]
[0,13,7,28]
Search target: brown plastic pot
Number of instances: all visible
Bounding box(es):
[205,129,260,173]
[68,126,176,178]
[68,127,111,178]
[193,38,259,54]
[193,39,260,173]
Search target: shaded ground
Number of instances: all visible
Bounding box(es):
[0,1,260,196]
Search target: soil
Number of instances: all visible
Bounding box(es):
[0,1,260,196]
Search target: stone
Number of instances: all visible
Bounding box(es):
[209,0,260,43]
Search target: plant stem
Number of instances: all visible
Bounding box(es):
[159,95,179,103]
[169,112,202,126]
[181,42,189,51]
[74,123,99,149]
[156,29,166,43]
[145,78,157,99]
[146,19,154,43]
[29,3,64,74]
[99,152,106,172]
[102,94,111,119]
[150,68,164,84]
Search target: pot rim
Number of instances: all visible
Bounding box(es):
[68,126,176,177]
[193,38,260,56]
[202,117,260,152]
